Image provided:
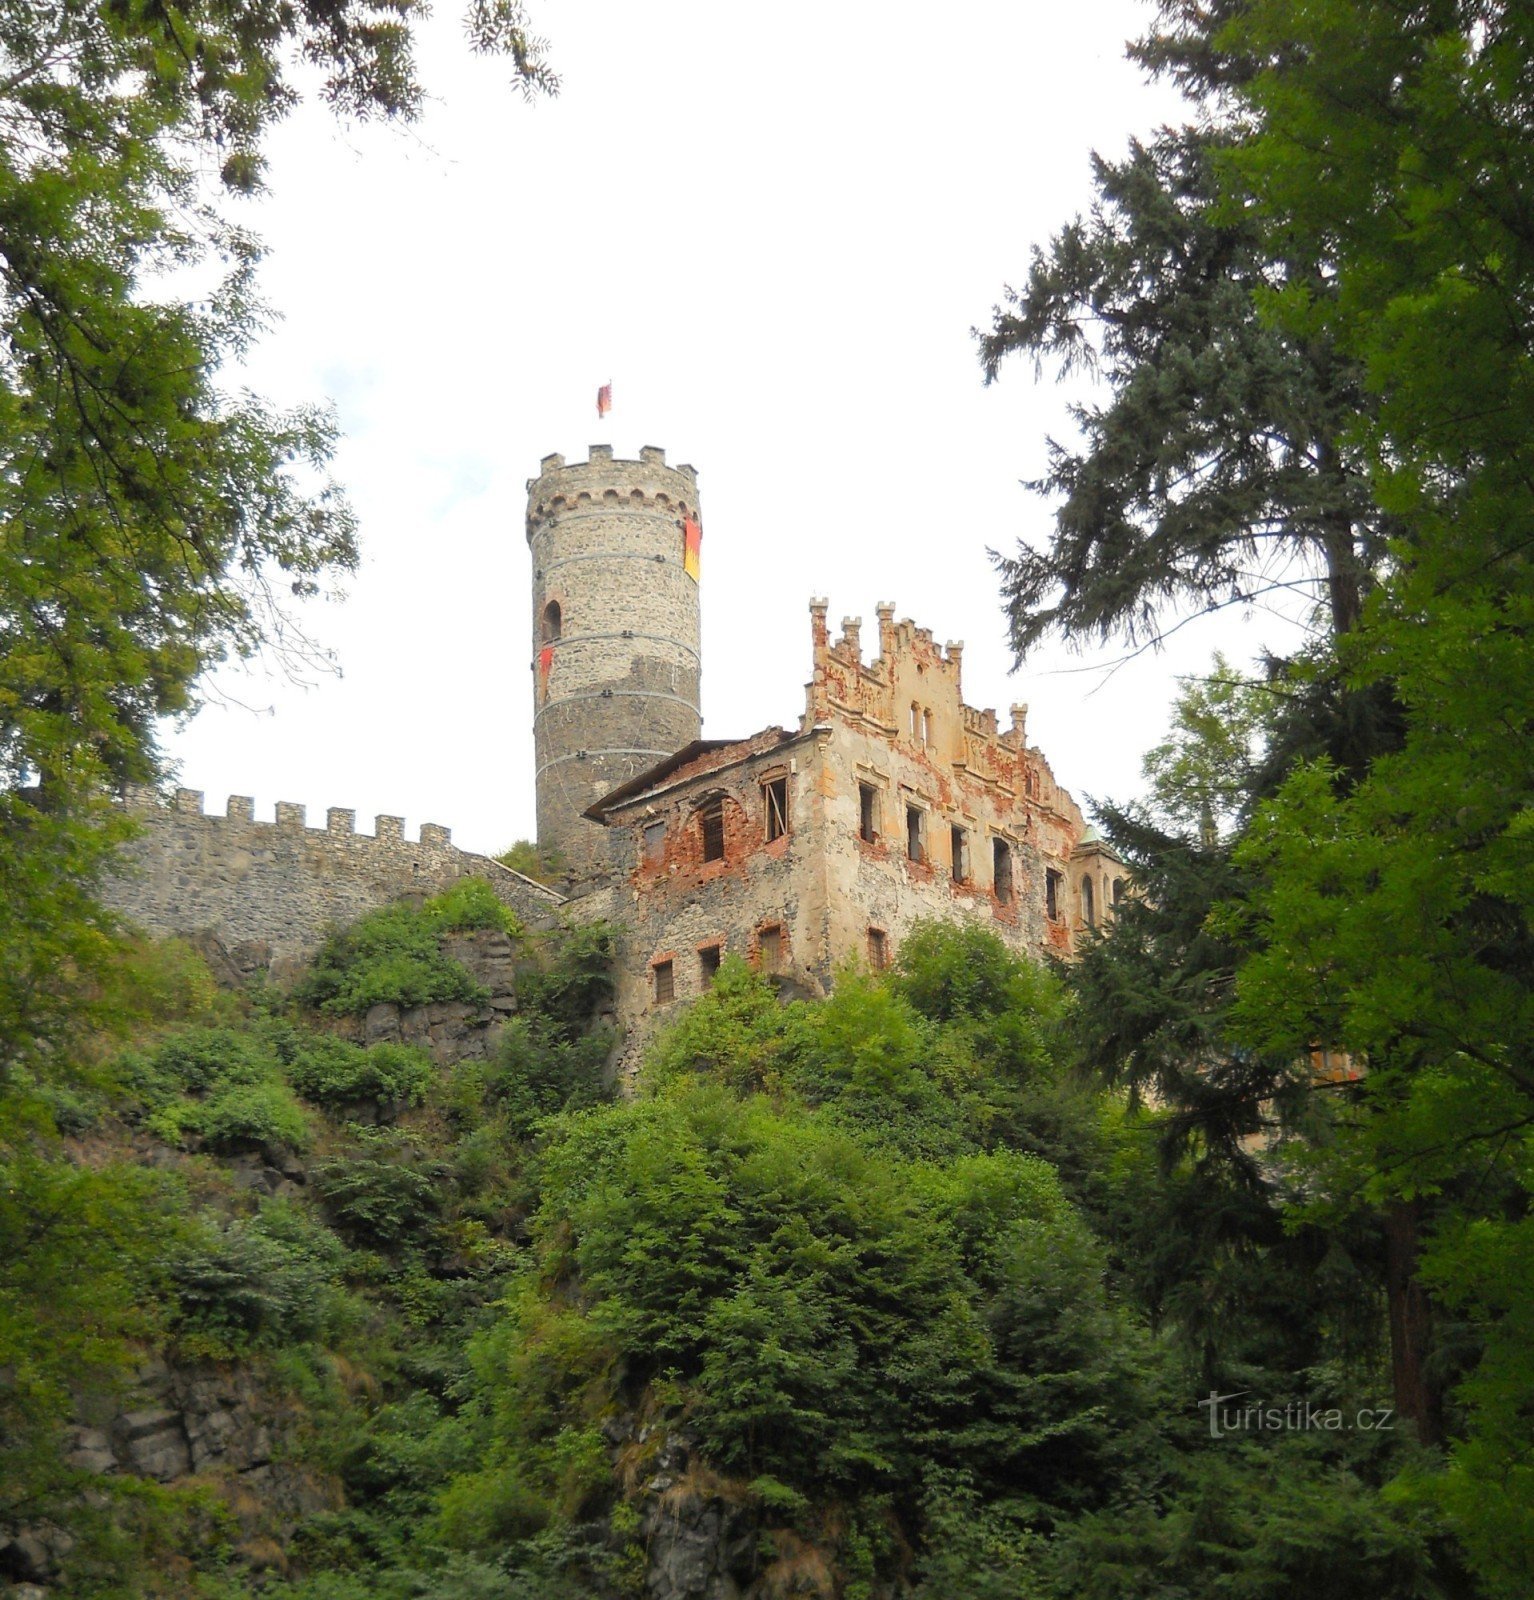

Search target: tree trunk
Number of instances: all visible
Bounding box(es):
[1383,1198,1444,1447]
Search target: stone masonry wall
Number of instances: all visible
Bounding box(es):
[591,727,829,1067]
[102,787,564,977]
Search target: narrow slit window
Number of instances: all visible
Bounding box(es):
[764,776,789,841]
[859,783,877,843]
[867,927,888,971]
[951,824,969,883]
[1082,875,1096,926]
[910,702,920,739]
[993,839,1014,904]
[922,707,934,746]
[700,798,725,862]
[906,805,924,863]
[699,944,722,986]
[758,925,783,972]
[1046,868,1063,921]
[653,960,674,1004]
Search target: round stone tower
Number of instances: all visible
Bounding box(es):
[527,444,703,885]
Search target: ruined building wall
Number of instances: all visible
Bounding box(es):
[803,601,1092,964]
[528,445,703,886]
[102,788,564,975]
[589,728,830,1058]
[584,599,1116,1056]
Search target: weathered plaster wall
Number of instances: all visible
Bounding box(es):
[102,788,563,976]
[590,727,830,1062]
[802,599,1094,965]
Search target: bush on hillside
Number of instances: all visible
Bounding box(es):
[289,1037,435,1111]
[297,882,522,1017]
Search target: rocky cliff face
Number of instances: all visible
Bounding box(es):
[1,1357,340,1588]
[349,929,523,1064]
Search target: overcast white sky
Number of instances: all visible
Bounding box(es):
[164,0,1310,856]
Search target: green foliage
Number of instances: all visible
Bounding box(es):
[514,920,616,1032]
[167,1203,353,1359]
[288,1037,435,1111]
[979,123,1384,659]
[1047,1436,1449,1600]
[472,1079,1141,1573]
[495,839,567,885]
[315,1129,450,1249]
[0,1137,174,1522]
[430,878,525,936]
[122,1023,313,1152]
[297,883,521,1016]
[481,1016,612,1140]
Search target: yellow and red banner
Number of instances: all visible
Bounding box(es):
[683,517,702,582]
[596,383,612,418]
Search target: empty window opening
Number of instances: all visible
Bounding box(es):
[653,960,674,1004]
[642,819,666,864]
[541,600,562,642]
[1082,875,1096,926]
[699,944,722,987]
[859,783,878,843]
[922,707,934,746]
[906,805,924,863]
[758,924,783,972]
[1112,876,1126,906]
[867,927,888,970]
[1046,868,1064,921]
[910,701,920,739]
[993,839,1014,904]
[951,825,970,883]
[700,798,725,862]
[764,776,789,841]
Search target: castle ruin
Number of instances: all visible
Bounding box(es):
[104,445,1121,1053]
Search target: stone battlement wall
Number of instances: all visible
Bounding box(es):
[103,787,564,974]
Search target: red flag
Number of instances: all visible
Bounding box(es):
[683,517,702,582]
[596,382,612,418]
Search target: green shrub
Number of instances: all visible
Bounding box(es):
[289,1037,435,1110]
[297,883,522,1017]
[315,1131,449,1248]
[514,921,615,1033]
[167,1204,350,1356]
[499,1087,1133,1509]
[143,1077,310,1153]
[121,1025,277,1109]
[429,877,522,935]
[483,1016,613,1139]
[195,1080,312,1151]
[494,839,565,886]
[124,1024,312,1151]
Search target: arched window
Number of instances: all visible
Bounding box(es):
[910,701,920,739]
[1112,876,1126,907]
[541,600,562,642]
[1082,874,1095,926]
